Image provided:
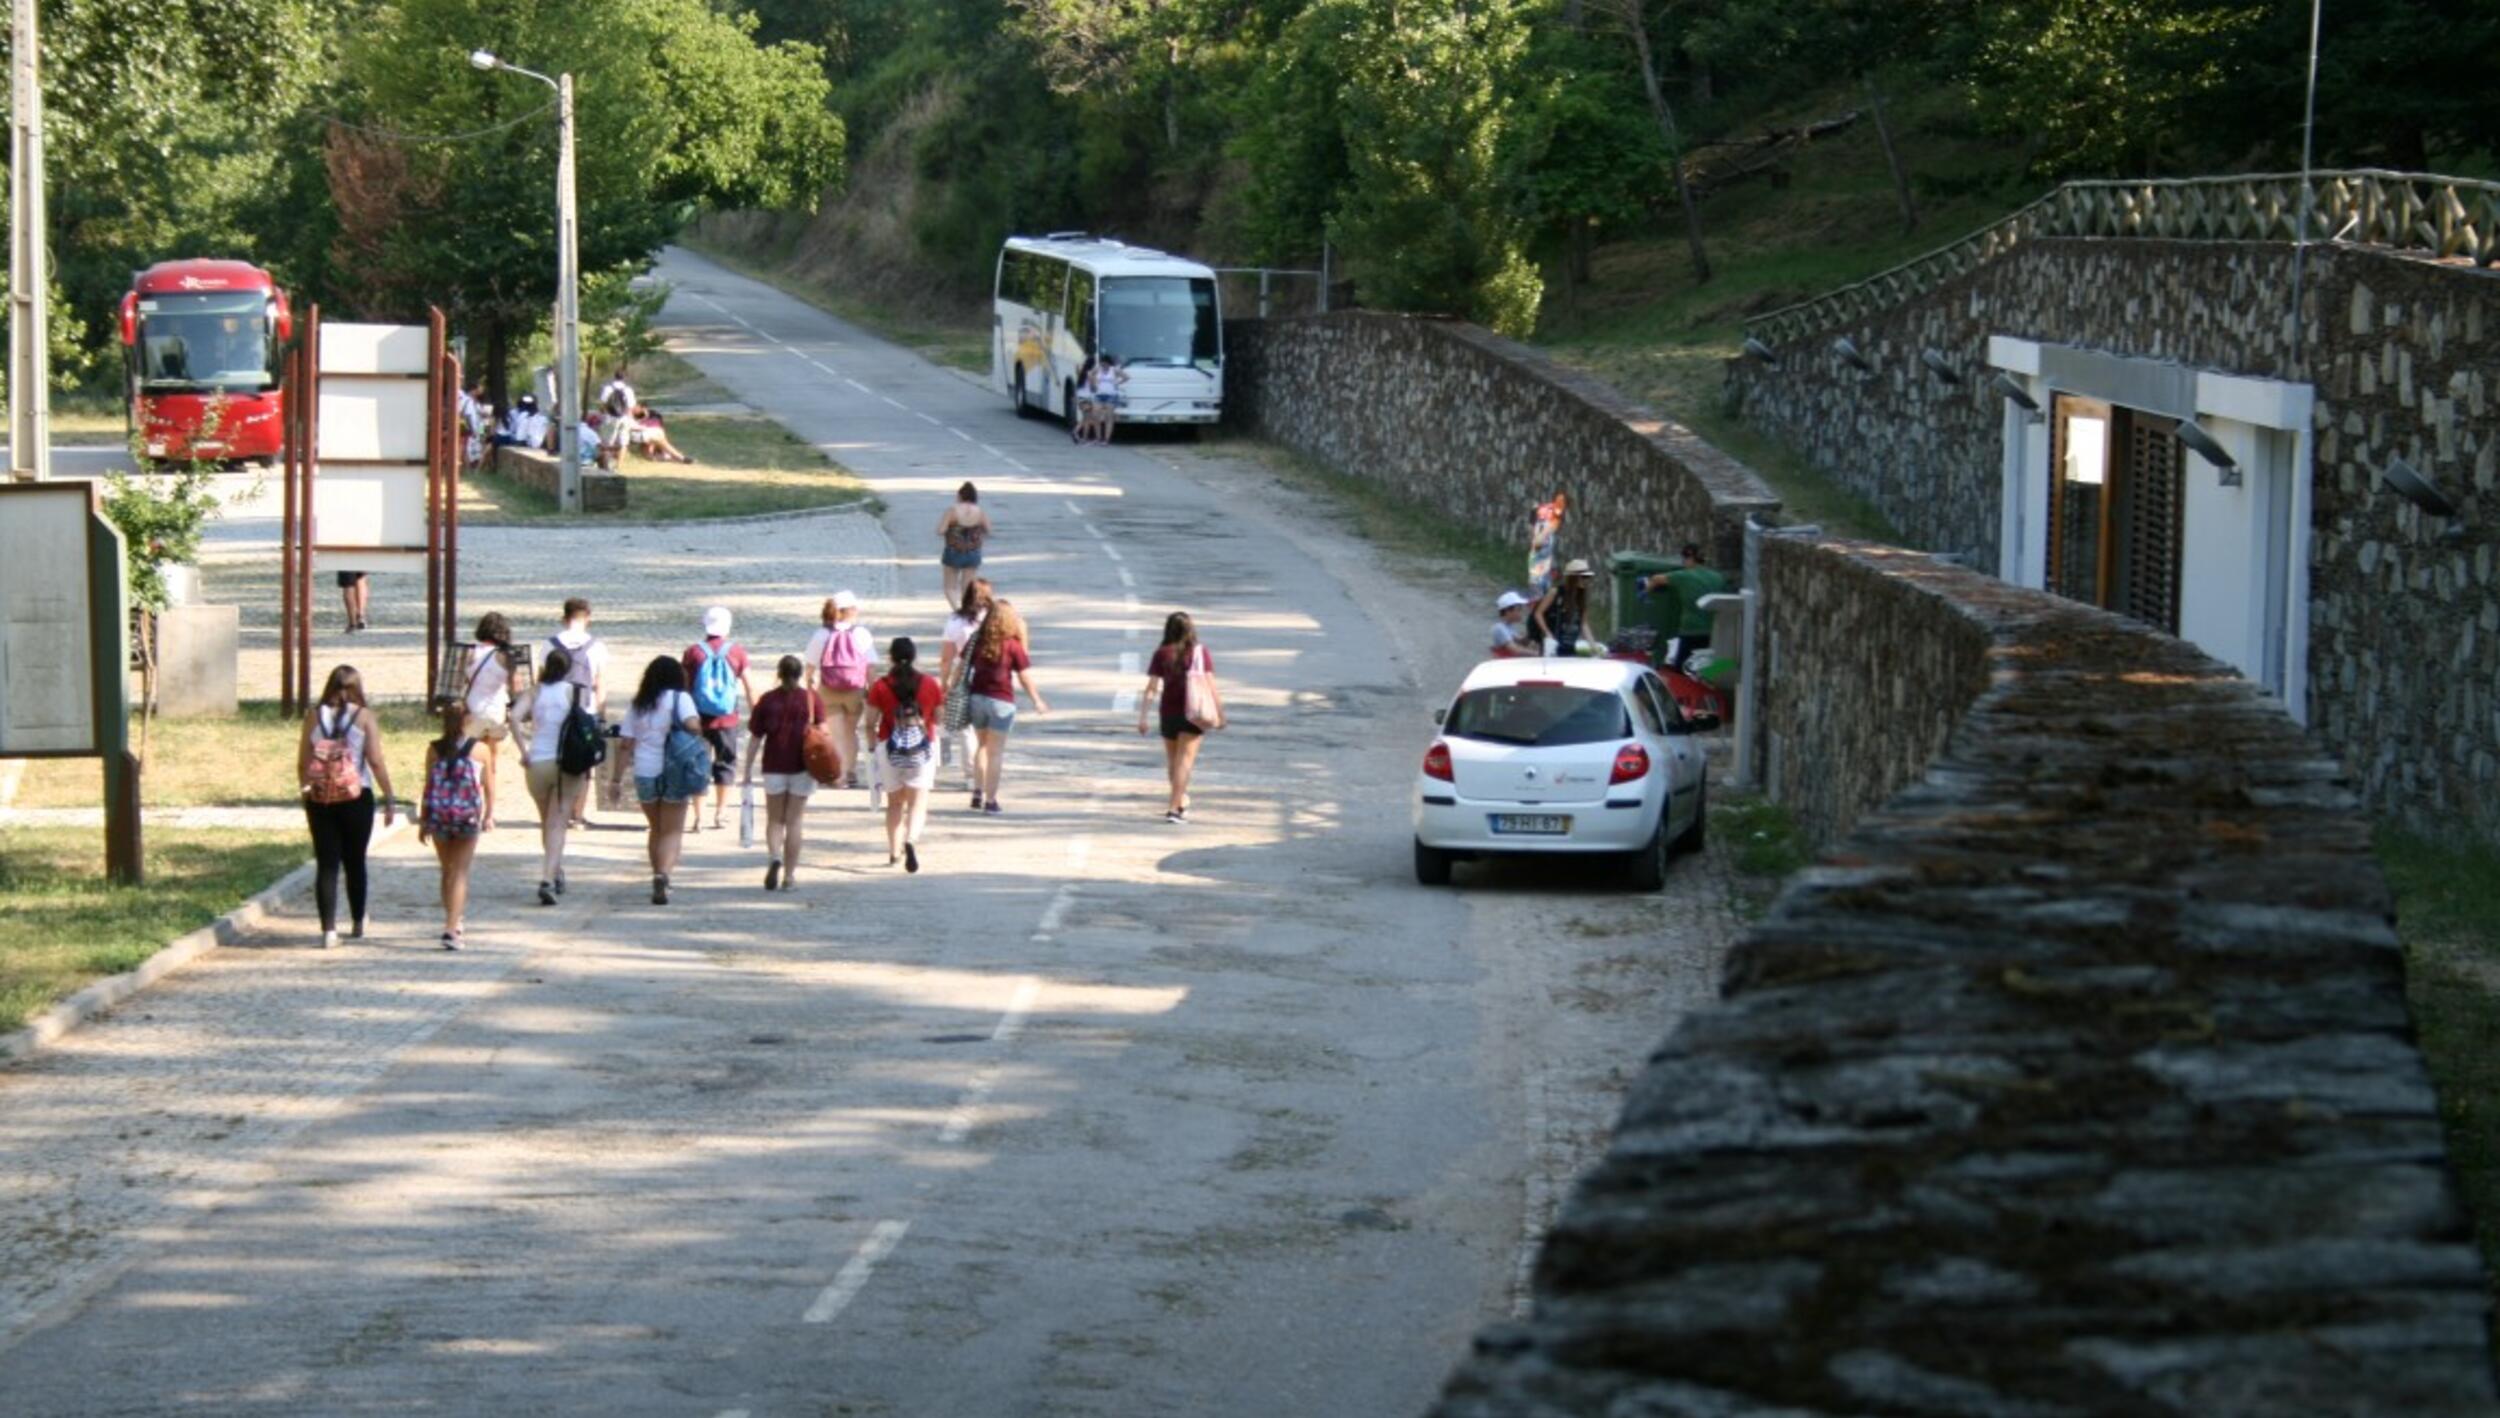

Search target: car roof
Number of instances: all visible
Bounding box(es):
[1455,656,1651,694]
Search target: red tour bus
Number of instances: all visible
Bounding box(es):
[117,259,293,467]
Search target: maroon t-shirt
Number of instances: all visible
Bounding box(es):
[968,639,1030,704]
[868,672,945,731]
[746,685,825,775]
[1148,643,1209,719]
[683,638,751,729]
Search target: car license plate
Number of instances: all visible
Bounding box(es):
[1491,813,1569,835]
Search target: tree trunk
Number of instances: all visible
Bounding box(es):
[1865,78,1919,234]
[1622,3,1711,283]
[1570,221,1594,288]
[1164,37,1182,151]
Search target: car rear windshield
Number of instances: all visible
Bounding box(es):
[1445,684,1630,747]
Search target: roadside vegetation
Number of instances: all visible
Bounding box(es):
[0,829,308,1034]
[9,704,437,810]
[1202,435,1519,589]
[1709,792,1812,920]
[681,235,992,373]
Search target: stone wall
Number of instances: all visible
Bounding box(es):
[1725,239,2500,842]
[1435,535,2496,1416]
[490,445,627,513]
[1225,314,1779,613]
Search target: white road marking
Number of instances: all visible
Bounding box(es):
[1080,521,1104,539]
[977,443,1008,460]
[949,428,975,442]
[1033,894,1075,941]
[1101,544,1123,562]
[880,395,906,409]
[1000,455,1033,472]
[938,1071,999,1144]
[714,1410,751,1418]
[1119,652,1142,675]
[1112,689,1138,714]
[915,411,943,426]
[994,976,1044,1038]
[802,1220,911,1324]
[1123,593,1141,614]
[1125,625,1142,641]
[845,378,873,394]
[1064,499,1085,516]
[1115,566,1136,589]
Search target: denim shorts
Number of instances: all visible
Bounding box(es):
[966,695,1017,734]
[636,774,697,805]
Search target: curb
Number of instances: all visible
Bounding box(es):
[0,817,411,1067]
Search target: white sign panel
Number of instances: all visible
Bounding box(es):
[0,486,99,754]
[318,378,430,463]
[315,465,431,549]
[313,320,437,559]
[319,322,433,377]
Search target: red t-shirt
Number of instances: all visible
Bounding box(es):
[968,639,1029,704]
[746,685,825,775]
[1147,643,1209,719]
[682,637,750,729]
[868,672,946,734]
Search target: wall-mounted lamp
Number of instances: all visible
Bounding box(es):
[1741,337,1781,367]
[1919,349,1962,386]
[1831,336,1873,373]
[2379,454,2460,519]
[2176,420,2241,487]
[1988,372,2043,421]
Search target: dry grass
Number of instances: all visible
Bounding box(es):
[460,412,877,525]
[9,703,438,809]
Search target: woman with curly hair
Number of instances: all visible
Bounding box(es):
[963,599,1049,814]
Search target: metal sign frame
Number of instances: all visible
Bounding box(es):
[0,481,140,881]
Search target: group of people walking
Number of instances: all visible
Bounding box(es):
[291,496,1220,951]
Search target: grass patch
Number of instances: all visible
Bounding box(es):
[1713,791,1814,920]
[10,702,438,809]
[1199,432,1521,589]
[0,827,308,1032]
[461,412,878,525]
[681,236,992,374]
[50,389,130,442]
[628,348,740,408]
[2380,825,2500,1338]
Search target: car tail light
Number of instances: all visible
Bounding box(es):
[1609,743,1650,784]
[1422,742,1454,782]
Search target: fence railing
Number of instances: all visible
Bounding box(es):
[1743,170,2500,347]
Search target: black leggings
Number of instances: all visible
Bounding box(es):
[303,790,377,931]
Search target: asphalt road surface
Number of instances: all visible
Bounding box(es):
[0,247,1736,1415]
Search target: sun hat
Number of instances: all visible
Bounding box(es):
[1495,590,1530,611]
[831,589,859,612]
[1562,558,1594,579]
[702,606,733,638]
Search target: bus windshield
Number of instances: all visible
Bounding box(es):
[1099,277,1219,368]
[136,291,276,393]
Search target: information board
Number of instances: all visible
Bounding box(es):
[0,483,100,754]
[315,321,436,571]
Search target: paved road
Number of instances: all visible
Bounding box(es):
[0,247,1737,1415]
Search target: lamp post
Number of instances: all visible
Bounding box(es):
[9,0,52,482]
[469,48,580,513]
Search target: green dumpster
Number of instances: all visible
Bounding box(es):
[1606,551,1682,661]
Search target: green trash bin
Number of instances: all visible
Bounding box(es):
[1606,551,1681,662]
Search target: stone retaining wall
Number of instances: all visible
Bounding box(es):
[1434,535,2497,1416]
[1725,239,2500,843]
[491,445,627,512]
[1224,314,1778,613]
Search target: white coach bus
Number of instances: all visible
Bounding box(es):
[992,234,1224,427]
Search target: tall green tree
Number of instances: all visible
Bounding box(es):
[339,0,842,399]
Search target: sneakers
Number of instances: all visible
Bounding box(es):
[439,930,461,952]
[652,873,671,905]
[904,842,920,874]
[1164,809,1187,825]
[764,860,782,892]
[320,929,340,950]
[349,917,366,940]
[970,791,984,811]
[537,880,558,907]
[984,799,1002,815]
[781,866,798,891]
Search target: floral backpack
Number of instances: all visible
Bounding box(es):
[424,740,484,834]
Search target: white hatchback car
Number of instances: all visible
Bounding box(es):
[1412,657,1712,889]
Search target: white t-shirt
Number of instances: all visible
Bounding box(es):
[462,642,511,721]
[600,378,636,416]
[526,682,585,764]
[1490,620,1529,655]
[804,622,876,688]
[623,690,698,779]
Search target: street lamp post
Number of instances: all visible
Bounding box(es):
[469,49,581,514]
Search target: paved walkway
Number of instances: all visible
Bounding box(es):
[0,248,1742,1415]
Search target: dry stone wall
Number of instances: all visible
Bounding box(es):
[1726,239,2500,843]
[1224,313,1779,614]
[1435,536,2496,1417]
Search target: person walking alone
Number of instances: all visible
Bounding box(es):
[965,600,1048,814]
[520,644,596,906]
[1138,612,1225,823]
[417,702,492,951]
[298,665,398,949]
[804,590,876,790]
[937,482,991,610]
[683,607,755,832]
[868,637,944,871]
[625,656,708,905]
[744,655,827,891]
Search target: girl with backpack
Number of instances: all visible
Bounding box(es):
[804,590,875,790]
[682,607,754,832]
[744,654,827,891]
[297,665,399,949]
[1137,612,1226,823]
[417,702,492,951]
[965,600,1049,815]
[520,644,600,907]
[936,482,991,610]
[868,637,944,872]
[625,655,709,904]
[936,577,992,786]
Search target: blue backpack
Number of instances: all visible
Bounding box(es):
[691,642,740,718]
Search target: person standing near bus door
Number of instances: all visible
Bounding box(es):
[938,482,991,610]
[1090,355,1129,444]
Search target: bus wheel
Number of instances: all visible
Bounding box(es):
[1010,366,1030,418]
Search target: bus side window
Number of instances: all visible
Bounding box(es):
[1032,257,1065,322]
[1066,269,1094,352]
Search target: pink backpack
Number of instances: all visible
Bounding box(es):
[821,624,871,691]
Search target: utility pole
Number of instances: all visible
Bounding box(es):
[8,0,51,482]
[469,50,581,512]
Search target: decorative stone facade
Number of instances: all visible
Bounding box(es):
[1726,239,2500,843]
[1434,536,2496,1416]
[1224,314,1779,614]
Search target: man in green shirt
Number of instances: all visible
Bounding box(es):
[1641,542,1727,670]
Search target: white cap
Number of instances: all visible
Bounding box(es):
[831,589,859,612]
[1495,590,1530,611]
[702,606,733,638]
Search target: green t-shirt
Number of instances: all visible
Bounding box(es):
[1665,566,1726,635]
